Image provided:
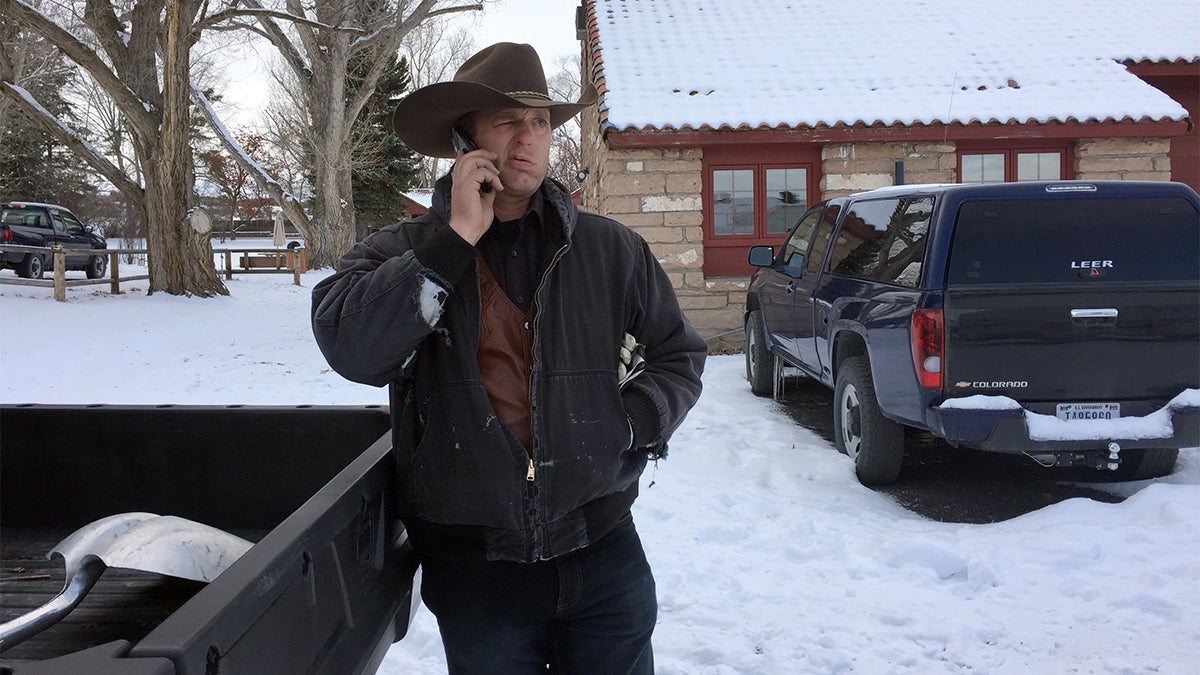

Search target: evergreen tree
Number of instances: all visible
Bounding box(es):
[349,52,420,238]
[0,26,96,207]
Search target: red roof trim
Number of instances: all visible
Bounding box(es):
[1124,59,1200,77]
[606,119,1190,148]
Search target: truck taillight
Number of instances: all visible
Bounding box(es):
[910,308,944,390]
[1,228,10,243]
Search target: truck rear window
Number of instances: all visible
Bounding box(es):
[947,197,1199,285]
[2,207,51,229]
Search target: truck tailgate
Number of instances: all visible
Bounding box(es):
[944,284,1200,410]
[941,192,1199,412]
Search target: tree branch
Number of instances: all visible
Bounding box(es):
[285,0,321,73]
[191,80,312,238]
[2,0,158,135]
[195,6,367,36]
[343,0,479,142]
[238,0,310,80]
[0,80,142,198]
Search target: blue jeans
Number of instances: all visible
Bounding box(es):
[419,518,657,674]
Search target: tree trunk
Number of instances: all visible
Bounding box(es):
[304,39,356,270]
[149,0,225,296]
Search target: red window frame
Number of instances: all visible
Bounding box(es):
[957,140,1074,183]
[702,145,821,277]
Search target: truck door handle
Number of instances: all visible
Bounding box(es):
[1071,308,1118,325]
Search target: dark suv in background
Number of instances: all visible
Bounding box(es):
[0,202,108,279]
[745,181,1199,485]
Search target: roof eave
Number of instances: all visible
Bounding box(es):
[605,118,1191,148]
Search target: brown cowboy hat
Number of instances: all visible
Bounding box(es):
[392,42,597,158]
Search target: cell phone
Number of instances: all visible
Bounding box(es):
[451,127,492,193]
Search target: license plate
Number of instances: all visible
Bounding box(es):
[1056,402,1120,421]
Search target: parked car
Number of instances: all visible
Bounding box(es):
[0,202,107,279]
[745,181,1199,485]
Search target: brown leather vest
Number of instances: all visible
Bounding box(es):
[476,257,534,453]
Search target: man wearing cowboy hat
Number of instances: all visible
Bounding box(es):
[313,42,706,673]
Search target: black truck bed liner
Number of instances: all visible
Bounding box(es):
[0,405,413,674]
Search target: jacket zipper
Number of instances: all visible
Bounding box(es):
[523,241,569,548]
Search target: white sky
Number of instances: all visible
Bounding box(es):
[217,0,581,128]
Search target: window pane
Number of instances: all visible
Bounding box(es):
[778,207,823,275]
[962,153,1005,183]
[948,197,1198,284]
[733,169,753,192]
[875,197,932,287]
[1017,152,1061,181]
[825,196,930,285]
[807,205,840,275]
[713,171,734,192]
[712,169,754,236]
[766,168,808,235]
[827,199,896,278]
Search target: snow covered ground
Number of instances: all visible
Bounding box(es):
[2,268,1197,674]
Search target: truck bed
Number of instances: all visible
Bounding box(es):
[1,528,210,661]
[1,404,413,674]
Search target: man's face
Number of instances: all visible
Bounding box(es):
[470,108,552,201]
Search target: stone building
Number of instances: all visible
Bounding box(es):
[573,0,1198,350]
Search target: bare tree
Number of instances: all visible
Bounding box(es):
[1,0,228,296]
[199,131,270,241]
[546,54,584,189]
[198,0,482,268]
[401,19,474,187]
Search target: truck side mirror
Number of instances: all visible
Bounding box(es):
[747,245,776,267]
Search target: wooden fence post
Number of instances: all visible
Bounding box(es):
[224,251,232,280]
[110,252,120,294]
[52,246,66,302]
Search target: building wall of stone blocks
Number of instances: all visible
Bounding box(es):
[821,142,958,198]
[1075,138,1173,181]
[579,138,744,348]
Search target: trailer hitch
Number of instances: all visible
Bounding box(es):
[0,512,251,651]
[1023,442,1123,471]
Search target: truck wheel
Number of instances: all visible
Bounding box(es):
[86,254,108,279]
[1111,448,1178,481]
[745,310,776,397]
[18,254,44,279]
[833,356,905,485]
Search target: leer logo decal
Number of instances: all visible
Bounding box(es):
[1072,260,1113,278]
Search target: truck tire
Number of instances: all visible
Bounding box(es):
[745,310,776,397]
[86,254,107,279]
[1111,448,1178,481]
[833,356,905,485]
[18,253,44,279]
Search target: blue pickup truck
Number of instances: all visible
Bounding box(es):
[0,202,108,279]
[745,181,1200,485]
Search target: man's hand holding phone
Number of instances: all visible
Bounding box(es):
[448,127,500,245]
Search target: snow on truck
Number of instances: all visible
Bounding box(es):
[744,180,1200,485]
[0,405,419,674]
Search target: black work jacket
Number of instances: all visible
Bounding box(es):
[312,176,707,562]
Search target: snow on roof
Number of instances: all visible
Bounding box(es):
[402,189,434,208]
[587,0,1199,132]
